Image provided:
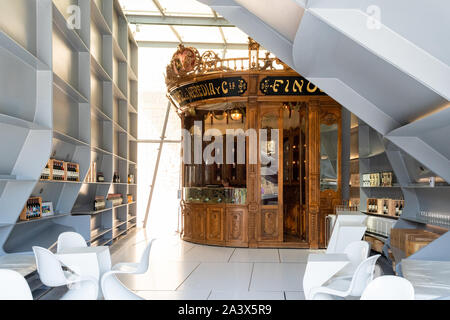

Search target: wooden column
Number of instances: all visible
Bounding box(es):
[307,100,321,249]
[247,95,259,248]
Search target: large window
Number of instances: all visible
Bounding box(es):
[137,48,182,236]
[137,47,256,236]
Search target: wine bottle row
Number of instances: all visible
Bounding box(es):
[367,198,404,217]
[40,159,80,182]
[362,171,395,187]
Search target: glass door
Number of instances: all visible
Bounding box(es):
[282,104,307,242]
[258,107,283,242]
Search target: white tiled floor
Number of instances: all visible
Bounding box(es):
[106,229,326,300]
[229,248,279,263]
[250,263,306,292]
[177,262,253,291]
[279,248,323,263]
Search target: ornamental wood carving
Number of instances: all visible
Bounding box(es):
[226,206,248,246]
[182,204,193,240]
[206,206,224,242]
[231,214,241,239]
[192,205,205,241]
[258,208,280,241]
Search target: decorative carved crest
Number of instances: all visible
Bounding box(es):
[200,50,221,72]
[166,44,201,84]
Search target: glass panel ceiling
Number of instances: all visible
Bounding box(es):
[174,25,222,43]
[158,0,216,16]
[120,0,250,47]
[119,0,159,13]
[133,24,180,42]
[222,27,249,44]
[120,0,220,17]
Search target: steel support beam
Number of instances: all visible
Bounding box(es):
[138,139,181,144]
[138,41,248,50]
[126,14,234,27]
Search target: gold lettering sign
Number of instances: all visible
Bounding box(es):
[169,77,248,107]
[260,76,326,96]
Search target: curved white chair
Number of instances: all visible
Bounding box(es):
[57,232,87,253]
[310,254,381,300]
[335,240,370,277]
[360,275,415,300]
[101,271,145,300]
[33,246,98,300]
[101,239,155,300]
[112,239,154,272]
[0,269,33,300]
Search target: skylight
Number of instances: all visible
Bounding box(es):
[120,0,249,53]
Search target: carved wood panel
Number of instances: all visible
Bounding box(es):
[206,205,225,243]
[257,208,281,241]
[182,204,193,241]
[192,204,205,241]
[226,206,248,246]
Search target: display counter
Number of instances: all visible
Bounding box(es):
[181,201,248,247]
[181,187,248,246]
[184,187,247,205]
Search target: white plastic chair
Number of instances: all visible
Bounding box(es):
[310,254,380,300]
[360,275,415,300]
[334,240,370,277]
[101,271,145,300]
[112,239,154,273]
[101,239,154,300]
[57,232,87,253]
[33,246,98,300]
[0,269,33,300]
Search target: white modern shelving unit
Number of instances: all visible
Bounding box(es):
[0,0,138,270]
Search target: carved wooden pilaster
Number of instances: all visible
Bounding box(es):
[246,97,258,247]
[307,100,321,249]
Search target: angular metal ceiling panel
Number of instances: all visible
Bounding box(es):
[197,0,450,182]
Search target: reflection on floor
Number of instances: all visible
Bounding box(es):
[41,228,390,300]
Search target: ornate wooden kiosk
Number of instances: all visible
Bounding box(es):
[166,39,342,249]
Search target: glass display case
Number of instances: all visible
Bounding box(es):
[184,187,247,204]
